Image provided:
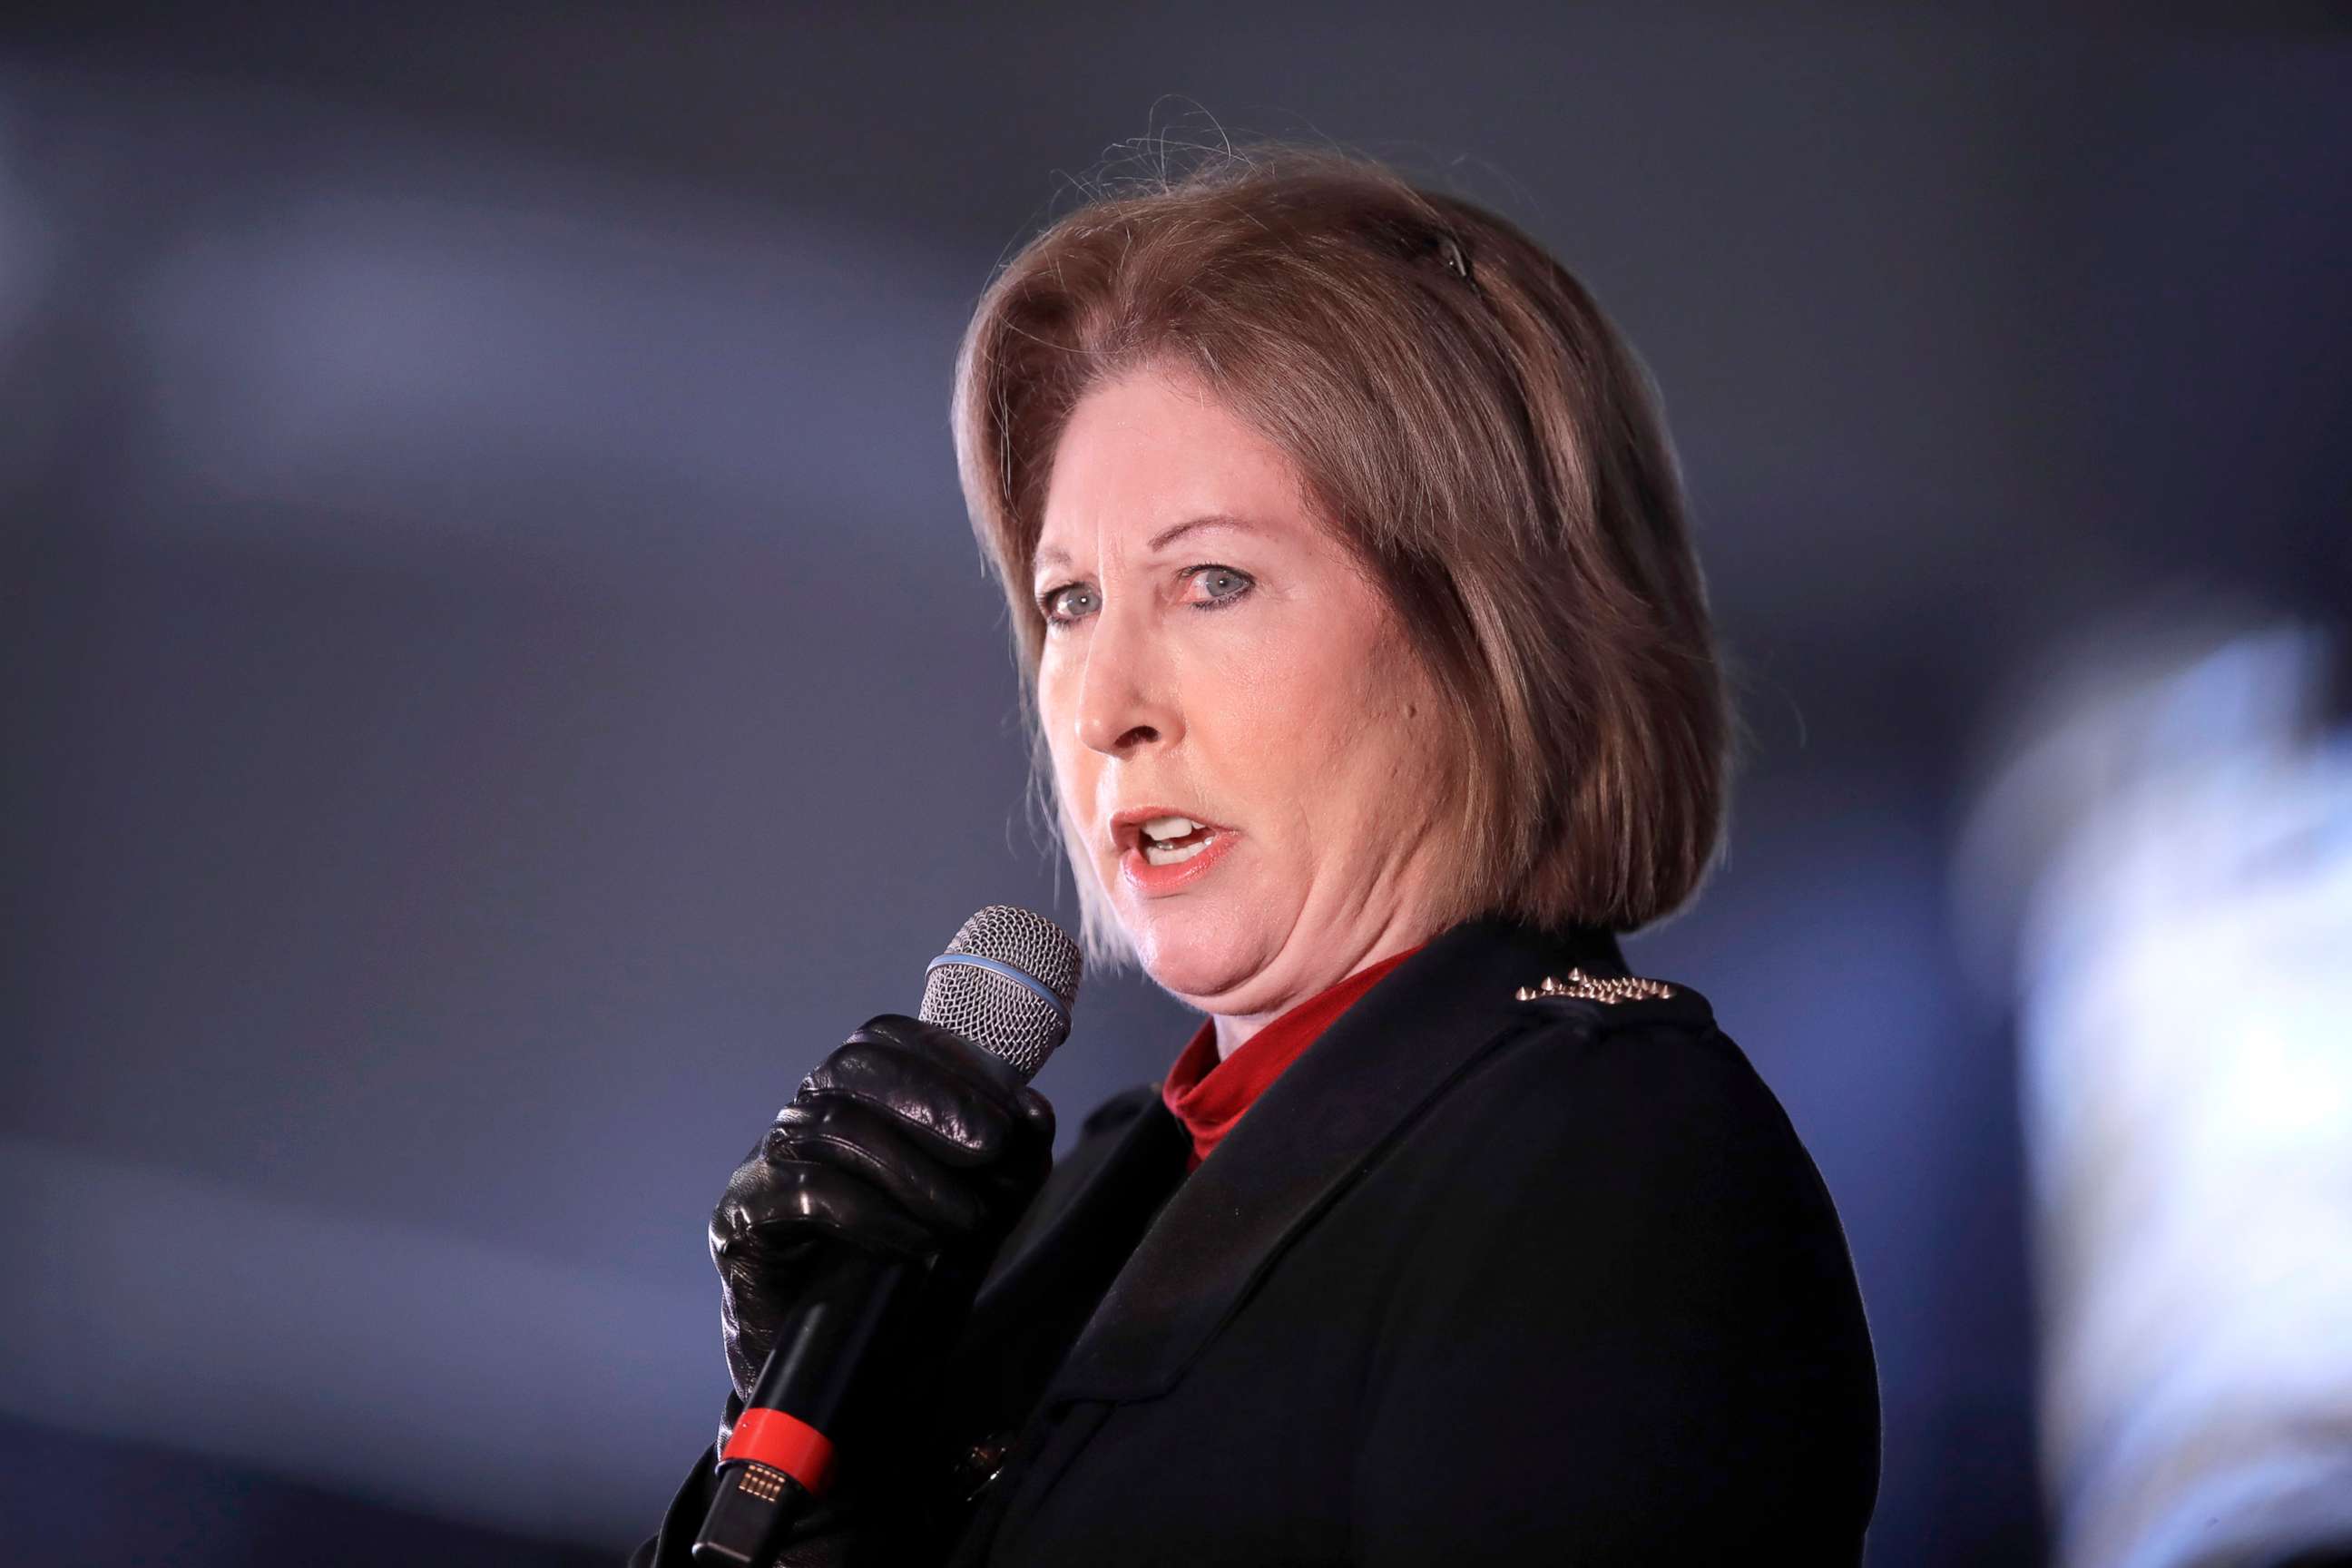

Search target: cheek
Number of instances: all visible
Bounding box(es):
[1034,681,1099,828]
[1034,662,1076,764]
[1268,609,1391,737]
[1284,633,1448,822]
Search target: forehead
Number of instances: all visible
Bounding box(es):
[1034,366,1313,564]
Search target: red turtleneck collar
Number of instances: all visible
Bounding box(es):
[1159,944,1426,1171]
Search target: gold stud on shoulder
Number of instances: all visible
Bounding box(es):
[1514,967,1676,1004]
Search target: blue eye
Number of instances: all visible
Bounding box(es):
[1039,583,1098,627]
[1188,565,1253,608]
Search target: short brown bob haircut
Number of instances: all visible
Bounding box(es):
[951,142,1732,970]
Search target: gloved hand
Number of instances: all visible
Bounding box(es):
[708,1013,1057,1423]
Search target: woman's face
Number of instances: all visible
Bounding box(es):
[1033,361,1460,1025]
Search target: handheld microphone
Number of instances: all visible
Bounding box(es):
[691,905,1082,1565]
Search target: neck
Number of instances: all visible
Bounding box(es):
[1208,916,1437,1061]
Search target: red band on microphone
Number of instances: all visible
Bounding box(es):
[721,1406,835,1495]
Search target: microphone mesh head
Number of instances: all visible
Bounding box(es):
[919,905,1082,1083]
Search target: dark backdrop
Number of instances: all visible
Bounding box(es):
[3,5,2346,1563]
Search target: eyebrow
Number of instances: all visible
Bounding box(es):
[1033,514,1260,575]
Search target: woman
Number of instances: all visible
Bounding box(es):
[633,144,1879,1565]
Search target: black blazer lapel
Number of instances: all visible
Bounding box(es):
[946,1082,1192,1440]
[1039,915,1637,1406]
[985,1085,1188,1298]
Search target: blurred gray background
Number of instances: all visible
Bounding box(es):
[2,5,2345,1564]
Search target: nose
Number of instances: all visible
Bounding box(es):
[1072,600,1182,758]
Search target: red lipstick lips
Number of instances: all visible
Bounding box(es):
[1108,806,1239,897]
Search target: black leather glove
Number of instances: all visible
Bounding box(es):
[708,1013,1056,1430]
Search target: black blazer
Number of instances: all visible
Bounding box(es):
[635,916,1880,1565]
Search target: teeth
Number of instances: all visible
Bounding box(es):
[1141,815,1197,841]
[1142,836,1213,867]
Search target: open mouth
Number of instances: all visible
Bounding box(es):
[1135,815,1219,867]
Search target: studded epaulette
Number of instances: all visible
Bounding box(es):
[1513,967,1677,1004]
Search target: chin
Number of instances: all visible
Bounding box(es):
[1118,898,1272,1008]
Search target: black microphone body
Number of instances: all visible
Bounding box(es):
[692,907,1080,1565]
[691,1249,911,1563]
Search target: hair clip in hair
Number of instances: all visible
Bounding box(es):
[1435,232,1472,283]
